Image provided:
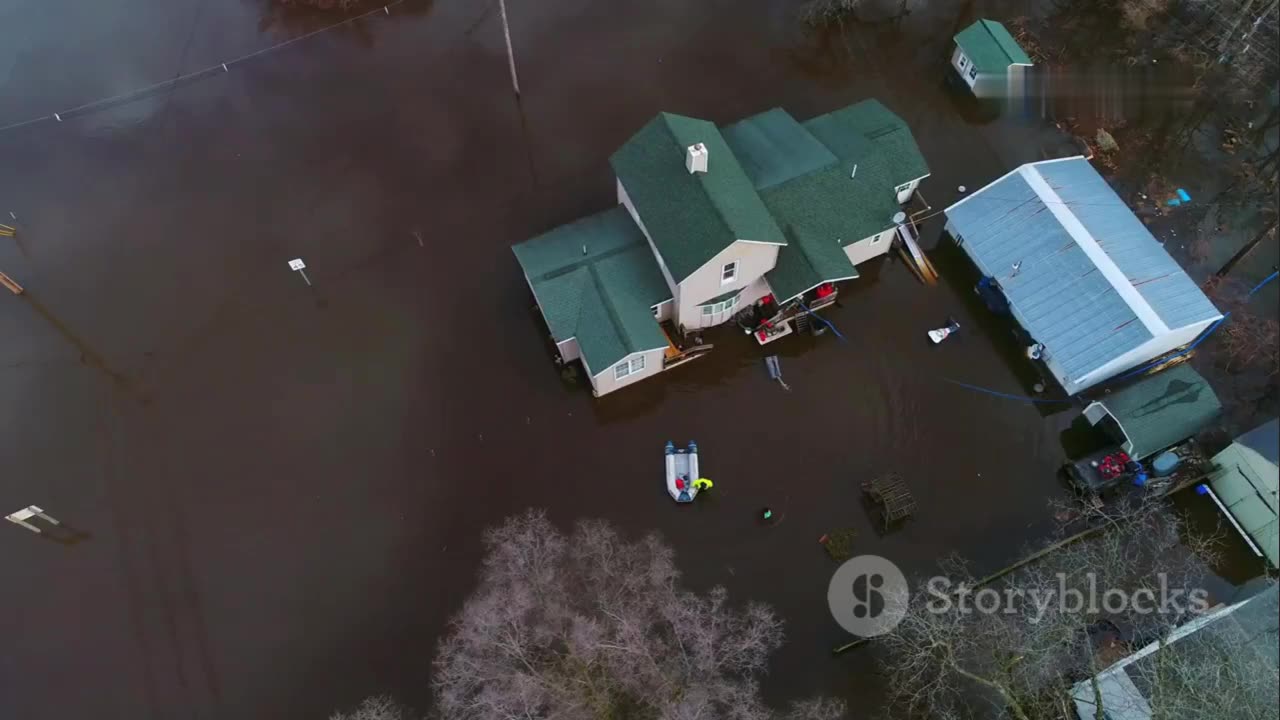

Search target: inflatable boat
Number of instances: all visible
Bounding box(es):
[665,440,700,503]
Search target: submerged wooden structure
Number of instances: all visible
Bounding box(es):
[862,472,917,529]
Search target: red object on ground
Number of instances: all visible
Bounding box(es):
[761,294,773,305]
[757,330,767,342]
[675,478,685,490]
[816,283,833,298]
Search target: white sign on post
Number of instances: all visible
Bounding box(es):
[288,258,312,286]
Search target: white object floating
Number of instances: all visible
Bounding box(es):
[928,320,960,344]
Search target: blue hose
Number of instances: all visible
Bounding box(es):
[941,378,1070,405]
[1248,270,1278,297]
[795,299,848,343]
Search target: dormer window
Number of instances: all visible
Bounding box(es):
[721,261,738,285]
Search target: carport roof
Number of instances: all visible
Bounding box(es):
[944,157,1221,393]
[1089,364,1222,459]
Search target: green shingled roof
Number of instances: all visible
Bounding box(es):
[803,99,930,190]
[721,109,838,190]
[1094,364,1223,459]
[610,113,785,282]
[954,19,1033,74]
[719,101,926,302]
[512,207,672,374]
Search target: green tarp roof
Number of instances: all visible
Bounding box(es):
[610,113,785,283]
[1093,364,1223,459]
[512,207,672,374]
[954,19,1033,74]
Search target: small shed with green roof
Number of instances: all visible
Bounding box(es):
[951,19,1033,98]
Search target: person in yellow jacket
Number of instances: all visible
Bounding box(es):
[693,478,713,492]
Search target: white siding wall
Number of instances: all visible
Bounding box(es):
[676,240,780,330]
[896,175,928,204]
[557,338,581,363]
[952,46,978,89]
[587,348,667,397]
[843,227,896,267]
[618,179,679,295]
[1062,318,1219,393]
[653,299,674,323]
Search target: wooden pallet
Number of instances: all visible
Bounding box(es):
[861,472,917,529]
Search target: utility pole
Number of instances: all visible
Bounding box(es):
[498,0,520,96]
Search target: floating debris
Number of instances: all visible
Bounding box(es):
[764,355,790,390]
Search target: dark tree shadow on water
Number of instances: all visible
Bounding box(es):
[251,0,434,47]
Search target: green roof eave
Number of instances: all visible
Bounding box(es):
[699,286,746,305]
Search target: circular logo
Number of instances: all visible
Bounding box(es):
[828,554,908,637]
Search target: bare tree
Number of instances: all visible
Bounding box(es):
[1204,274,1280,376]
[1120,617,1280,720]
[330,695,415,720]
[877,499,1252,720]
[432,510,845,720]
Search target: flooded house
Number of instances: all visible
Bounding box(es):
[950,19,1033,99]
[944,157,1223,396]
[514,99,929,396]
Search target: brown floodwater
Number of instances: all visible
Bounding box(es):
[0,0,1255,718]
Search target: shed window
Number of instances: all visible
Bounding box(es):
[969,65,978,80]
[613,355,646,380]
[895,182,911,194]
[721,261,738,284]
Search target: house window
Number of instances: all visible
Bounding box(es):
[613,355,646,381]
[700,295,739,317]
[958,55,968,70]
[969,65,978,80]
[721,261,738,285]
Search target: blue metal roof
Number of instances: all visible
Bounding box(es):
[944,158,1220,392]
[1036,160,1221,330]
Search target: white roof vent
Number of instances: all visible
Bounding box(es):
[686,143,708,174]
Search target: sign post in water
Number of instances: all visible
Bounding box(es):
[288,258,311,287]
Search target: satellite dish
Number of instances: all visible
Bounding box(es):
[892,211,907,225]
